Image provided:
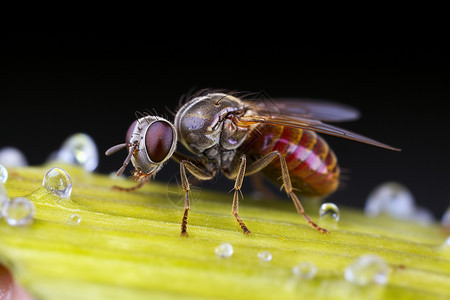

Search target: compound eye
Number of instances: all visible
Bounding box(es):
[145,121,174,162]
[125,120,138,143]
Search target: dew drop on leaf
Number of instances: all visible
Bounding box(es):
[54,133,99,172]
[0,147,28,167]
[215,243,233,258]
[365,182,415,218]
[345,254,390,285]
[0,164,8,183]
[67,213,81,225]
[365,182,434,223]
[42,167,73,199]
[292,262,317,279]
[444,237,450,247]
[0,182,8,216]
[442,207,450,229]
[257,251,272,262]
[319,202,340,222]
[2,197,35,226]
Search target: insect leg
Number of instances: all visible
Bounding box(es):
[112,175,150,192]
[246,151,329,234]
[179,160,215,237]
[231,155,251,235]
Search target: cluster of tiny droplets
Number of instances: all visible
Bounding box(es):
[0,134,93,224]
[1,166,76,227]
[214,244,275,262]
[42,167,73,199]
[0,164,35,226]
[214,244,394,285]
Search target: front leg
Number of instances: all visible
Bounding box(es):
[179,159,215,237]
[112,174,150,192]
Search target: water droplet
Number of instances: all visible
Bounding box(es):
[444,236,450,247]
[0,182,8,216]
[345,255,390,285]
[292,262,317,279]
[42,167,72,199]
[52,133,99,172]
[434,236,450,253]
[365,182,435,223]
[215,243,233,258]
[412,206,434,224]
[67,213,81,225]
[442,207,450,229]
[257,251,272,262]
[2,197,35,226]
[365,182,415,219]
[0,165,8,183]
[0,147,28,167]
[319,202,340,222]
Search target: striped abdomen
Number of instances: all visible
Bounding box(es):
[242,124,340,197]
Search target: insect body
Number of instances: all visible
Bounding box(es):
[242,124,339,198]
[107,91,400,236]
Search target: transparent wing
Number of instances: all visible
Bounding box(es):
[238,113,401,151]
[252,98,361,122]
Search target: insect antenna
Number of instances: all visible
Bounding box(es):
[105,143,127,156]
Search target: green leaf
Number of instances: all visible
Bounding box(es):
[0,165,449,300]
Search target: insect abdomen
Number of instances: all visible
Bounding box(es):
[244,124,340,197]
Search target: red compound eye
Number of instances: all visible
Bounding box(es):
[145,121,174,162]
[126,120,138,143]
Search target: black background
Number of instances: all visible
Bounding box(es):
[1,33,449,219]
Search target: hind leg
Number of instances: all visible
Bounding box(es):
[246,151,328,234]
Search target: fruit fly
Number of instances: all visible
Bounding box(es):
[106,90,400,236]
[105,115,178,190]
